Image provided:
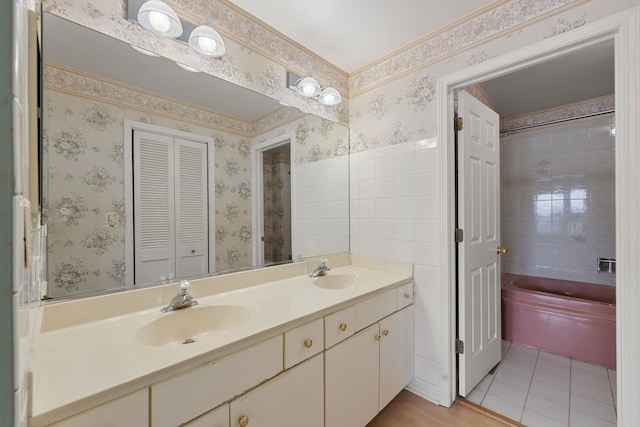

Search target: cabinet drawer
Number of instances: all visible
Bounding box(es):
[51,389,148,427]
[397,282,414,309]
[184,403,229,427]
[152,335,283,427]
[324,306,355,348]
[354,289,397,332]
[284,318,324,368]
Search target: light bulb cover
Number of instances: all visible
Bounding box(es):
[189,24,226,57]
[130,44,161,57]
[137,1,183,38]
[318,86,342,106]
[176,62,201,72]
[296,76,321,97]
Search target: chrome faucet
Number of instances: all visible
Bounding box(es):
[310,258,330,277]
[161,280,199,312]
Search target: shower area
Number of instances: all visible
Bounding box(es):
[262,145,292,264]
[500,112,616,368]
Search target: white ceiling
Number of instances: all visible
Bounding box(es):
[226,0,497,73]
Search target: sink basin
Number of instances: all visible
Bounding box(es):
[135,305,250,347]
[312,274,357,290]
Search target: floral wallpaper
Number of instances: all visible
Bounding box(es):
[43,87,253,298]
[41,0,349,126]
[263,150,291,263]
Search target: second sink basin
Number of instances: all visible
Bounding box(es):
[135,305,250,347]
[312,274,357,290]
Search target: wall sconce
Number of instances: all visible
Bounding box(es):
[287,71,342,106]
[130,0,226,58]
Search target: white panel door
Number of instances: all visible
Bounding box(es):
[133,130,175,284]
[174,138,209,278]
[457,91,502,396]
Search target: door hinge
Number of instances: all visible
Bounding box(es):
[455,339,464,354]
[455,117,463,131]
[455,228,464,243]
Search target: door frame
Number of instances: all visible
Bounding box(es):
[436,7,640,425]
[123,120,216,286]
[251,133,295,266]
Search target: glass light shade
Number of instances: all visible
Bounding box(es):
[130,45,160,57]
[189,25,226,57]
[137,1,183,38]
[296,76,321,97]
[176,62,201,73]
[318,86,342,106]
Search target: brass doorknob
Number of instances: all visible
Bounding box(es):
[239,415,249,427]
[382,329,389,336]
[404,293,411,299]
[374,334,381,341]
[496,246,509,255]
[304,339,313,348]
[191,249,195,254]
[339,323,347,331]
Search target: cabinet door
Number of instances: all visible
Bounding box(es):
[325,324,379,427]
[379,305,415,410]
[229,353,323,427]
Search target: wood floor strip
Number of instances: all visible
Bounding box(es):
[367,390,523,427]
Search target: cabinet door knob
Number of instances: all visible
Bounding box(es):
[191,249,196,254]
[239,415,249,427]
[374,334,381,341]
[339,323,347,331]
[382,329,389,336]
[404,293,411,299]
[304,339,313,348]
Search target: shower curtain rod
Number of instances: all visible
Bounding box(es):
[500,109,615,135]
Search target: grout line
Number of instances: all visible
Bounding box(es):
[518,347,539,423]
[568,357,572,427]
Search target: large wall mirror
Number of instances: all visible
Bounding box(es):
[41,13,350,300]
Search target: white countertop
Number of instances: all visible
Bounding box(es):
[31,257,412,425]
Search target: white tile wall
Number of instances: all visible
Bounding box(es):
[350,140,441,401]
[292,155,350,259]
[501,115,616,286]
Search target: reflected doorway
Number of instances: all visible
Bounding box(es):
[262,143,292,264]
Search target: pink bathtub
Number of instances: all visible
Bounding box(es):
[502,273,616,368]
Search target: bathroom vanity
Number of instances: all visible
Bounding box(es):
[29,255,414,427]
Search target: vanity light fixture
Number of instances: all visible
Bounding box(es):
[189,24,226,57]
[287,71,342,106]
[296,76,321,97]
[318,86,342,106]
[137,1,183,38]
[129,0,226,58]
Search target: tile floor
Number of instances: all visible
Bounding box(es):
[466,341,617,427]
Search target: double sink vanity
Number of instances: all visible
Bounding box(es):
[30,254,414,427]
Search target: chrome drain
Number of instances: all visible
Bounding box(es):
[182,338,196,345]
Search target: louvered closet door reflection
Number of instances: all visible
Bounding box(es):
[133,131,175,284]
[174,138,208,278]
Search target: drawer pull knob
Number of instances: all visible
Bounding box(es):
[304,339,313,348]
[191,249,196,254]
[239,415,249,427]
[383,329,389,336]
[404,293,411,299]
[339,323,347,331]
[375,334,381,341]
